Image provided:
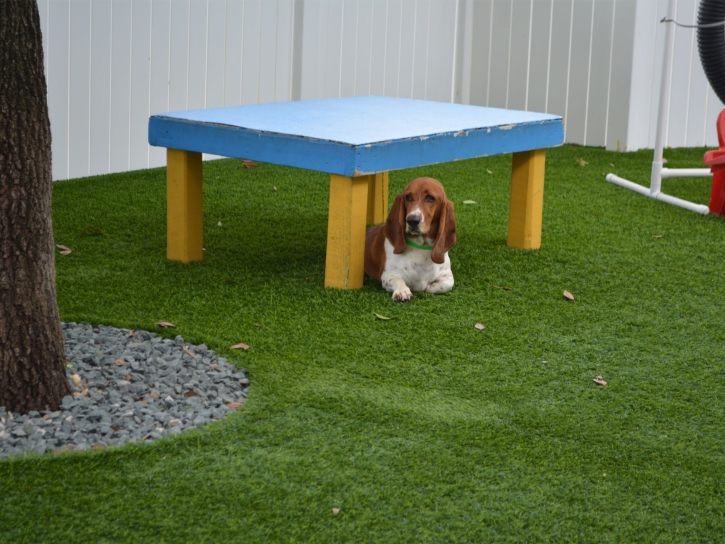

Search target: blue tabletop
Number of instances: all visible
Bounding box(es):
[149,96,563,177]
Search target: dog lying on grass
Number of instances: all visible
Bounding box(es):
[364,177,456,302]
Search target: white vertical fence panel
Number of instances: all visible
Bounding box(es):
[241,0,261,104]
[585,0,614,148]
[605,0,636,152]
[355,0,373,96]
[340,1,358,97]
[109,0,132,175]
[90,1,113,177]
[206,1,226,109]
[383,0,402,97]
[149,0,171,168]
[168,0,190,112]
[187,0,208,111]
[47,0,70,181]
[565,0,593,146]
[223,0,243,106]
[275,0,295,102]
[507,0,530,112]
[258,0,278,103]
[526,0,551,113]
[411,0,429,100]
[68,0,90,180]
[397,0,416,98]
[370,0,387,96]
[129,0,151,172]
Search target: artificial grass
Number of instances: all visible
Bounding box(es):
[1,144,724,542]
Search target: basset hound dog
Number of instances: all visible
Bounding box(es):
[365,177,456,302]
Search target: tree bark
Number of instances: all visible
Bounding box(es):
[0,2,72,413]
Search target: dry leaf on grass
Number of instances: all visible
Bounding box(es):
[373,312,394,320]
[563,290,575,301]
[593,375,607,386]
[493,285,512,291]
[183,346,196,358]
[332,507,341,515]
[474,323,485,330]
[92,443,106,450]
[242,160,258,168]
[226,402,242,409]
[81,225,107,236]
[463,200,477,204]
[230,342,250,350]
[487,169,493,174]
[254,323,263,328]
[56,244,72,255]
[653,234,663,239]
[577,158,588,167]
[155,321,176,328]
[217,221,222,226]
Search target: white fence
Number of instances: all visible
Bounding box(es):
[38,0,724,182]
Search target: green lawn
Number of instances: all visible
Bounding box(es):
[1,145,724,542]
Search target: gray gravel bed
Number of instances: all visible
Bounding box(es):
[0,322,249,458]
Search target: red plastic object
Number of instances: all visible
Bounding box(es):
[703,109,725,215]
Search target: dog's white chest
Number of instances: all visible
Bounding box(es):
[382,238,451,292]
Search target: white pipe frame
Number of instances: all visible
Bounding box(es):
[605,0,711,216]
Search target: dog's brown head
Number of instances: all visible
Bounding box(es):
[384,177,456,264]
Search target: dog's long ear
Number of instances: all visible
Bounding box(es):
[431,199,456,264]
[384,193,408,255]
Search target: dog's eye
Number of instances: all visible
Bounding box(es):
[425,195,435,203]
[405,194,413,202]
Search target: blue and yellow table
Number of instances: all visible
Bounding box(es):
[148,96,563,289]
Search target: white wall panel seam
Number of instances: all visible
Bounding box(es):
[603,0,616,147]
[505,0,512,109]
[147,2,152,167]
[108,1,113,173]
[205,0,209,107]
[240,0,245,104]
[486,1,493,106]
[127,1,132,170]
[396,1,403,96]
[524,0,532,111]
[424,0,431,99]
[383,0,389,97]
[88,1,93,175]
[685,1,696,142]
[451,0,459,102]
[273,0,279,102]
[168,3,172,110]
[583,0,595,146]
[66,0,71,179]
[545,0,553,113]
[563,0,574,138]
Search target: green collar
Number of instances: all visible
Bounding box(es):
[406,239,434,250]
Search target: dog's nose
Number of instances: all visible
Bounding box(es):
[406,216,421,228]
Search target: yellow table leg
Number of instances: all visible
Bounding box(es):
[325,174,369,289]
[366,172,389,225]
[166,148,203,262]
[507,149,546,249]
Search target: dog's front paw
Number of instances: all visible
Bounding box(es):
[392,286,413,302]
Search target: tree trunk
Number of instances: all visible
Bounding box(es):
[0,2,71,413]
